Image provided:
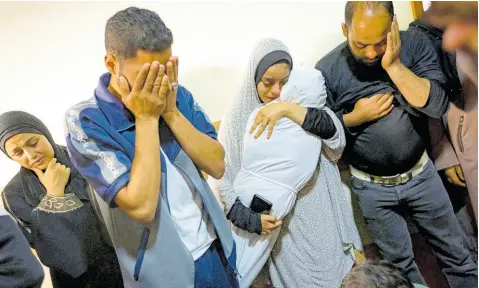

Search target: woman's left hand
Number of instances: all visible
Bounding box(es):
[249,102,289,139]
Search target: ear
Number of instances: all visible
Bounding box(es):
[342,23,348,38]
[104,54,117,75]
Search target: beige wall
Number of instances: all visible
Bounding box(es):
[0,1,413,187]
[0,3,413,286]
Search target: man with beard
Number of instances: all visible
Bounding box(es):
[315,2,477,287]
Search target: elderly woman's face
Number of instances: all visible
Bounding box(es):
[5,133,54,171]
[256,63,291,103]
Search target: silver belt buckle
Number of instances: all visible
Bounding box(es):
[380,175,401,187]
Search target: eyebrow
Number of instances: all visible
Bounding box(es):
[262,75,290,81]
[8,136,37,154]
[357,38,387,46]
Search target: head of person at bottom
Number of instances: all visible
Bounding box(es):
[341,260,414,288]
[104,6,175,100]
[343,1,395,67]
[255,49,293,104]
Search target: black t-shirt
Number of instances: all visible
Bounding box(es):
[316,31,448,176]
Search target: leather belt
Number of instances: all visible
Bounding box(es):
[349,151,429,187]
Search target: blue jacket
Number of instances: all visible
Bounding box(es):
[64,73,236,287]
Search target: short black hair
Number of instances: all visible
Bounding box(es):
[341,260,414,288]
[105,7,173,59]
[345,1,394,27]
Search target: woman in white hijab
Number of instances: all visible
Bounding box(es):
[208,38,363,288]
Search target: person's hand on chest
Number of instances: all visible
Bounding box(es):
[343,93,394,127]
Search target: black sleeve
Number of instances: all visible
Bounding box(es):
[301,108,337,139]
[226,198,262,235]
[2,186,35,246]
[2,183,87,249]
[2,182,100,277]
[314,60,357,137]
[408,32,449,118]
[0,214,44,288]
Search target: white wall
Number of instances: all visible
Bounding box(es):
[422,0,431,11]
[0,1,413,188]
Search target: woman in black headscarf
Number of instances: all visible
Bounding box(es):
[0,111,123,288]
[209,39,363,288]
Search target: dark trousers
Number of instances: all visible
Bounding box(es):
[440,172,478,264]
[194,239,239,288]
[351,159,477,287]
[50,246,123,288]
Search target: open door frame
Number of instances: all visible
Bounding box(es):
[410,1,425,20]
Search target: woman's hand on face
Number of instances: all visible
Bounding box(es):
[260,214,282,235]
[249,101,289,139]
[32,158,70,197]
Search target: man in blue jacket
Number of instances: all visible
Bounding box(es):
[64,7,237,288]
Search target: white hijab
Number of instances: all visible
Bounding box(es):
[209,38,291,212]
[210,39,363,263]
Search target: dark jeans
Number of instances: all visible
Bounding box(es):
[440,172,478,264]
[194,239,239,288]
[50,246,123,288]
[351,159,477,288]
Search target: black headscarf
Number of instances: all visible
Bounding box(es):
[0,111,89,207]
[0,111,108,278]
[254,50,293,87]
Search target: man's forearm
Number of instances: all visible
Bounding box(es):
[117,118,161,223]
[386,63,431,108]
[343,110,363,127]
[163,110,225,179]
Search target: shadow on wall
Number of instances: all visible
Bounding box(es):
[180,65,243,123]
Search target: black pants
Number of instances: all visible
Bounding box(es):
[50,248,123,288]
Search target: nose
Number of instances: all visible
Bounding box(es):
[25,149,37,162]
[365,47,378,60]
[270,83,282,97]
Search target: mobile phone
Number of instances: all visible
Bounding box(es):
[250,194,272,214]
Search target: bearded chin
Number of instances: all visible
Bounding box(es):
[353,52,382,67]
[361,57,381,67]
[348,43,382,67]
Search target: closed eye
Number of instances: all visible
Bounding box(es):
[280,78,289,85]
[26,137,39,148]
